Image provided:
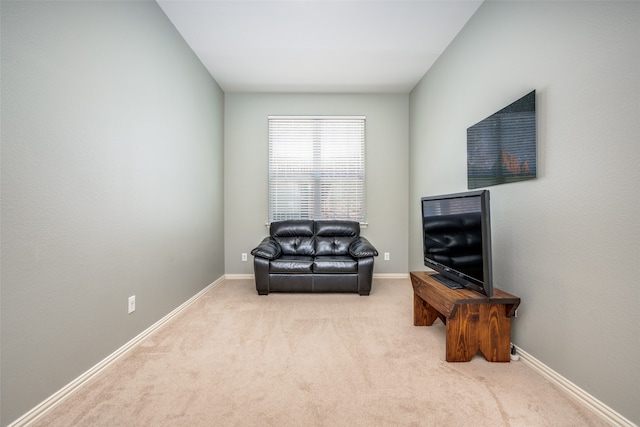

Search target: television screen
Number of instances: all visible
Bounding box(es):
[467,90,536,189]
[421,190,493,297]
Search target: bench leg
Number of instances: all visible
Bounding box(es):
[414,292,440,326]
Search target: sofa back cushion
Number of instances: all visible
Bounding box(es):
[271,220,315,256]
[315,221,360,256]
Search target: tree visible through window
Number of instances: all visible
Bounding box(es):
[268,116,366,223]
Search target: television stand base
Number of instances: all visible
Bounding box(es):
[410,271,520,362]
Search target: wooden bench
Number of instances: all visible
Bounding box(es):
[410,271,520,362]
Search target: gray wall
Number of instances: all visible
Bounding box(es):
[224,93,409,276]
[409,1,639,423]
[0,2,225,425]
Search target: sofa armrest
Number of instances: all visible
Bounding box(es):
[349,237,378,258]
[251,237,281,260]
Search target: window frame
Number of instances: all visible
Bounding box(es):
[267,115,366,224]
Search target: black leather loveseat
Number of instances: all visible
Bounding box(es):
[251,220,378,295]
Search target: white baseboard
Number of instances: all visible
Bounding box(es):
[513,344,635,427]
[373,273,410,279]
[225,274,255,280]
[9,276,225,427]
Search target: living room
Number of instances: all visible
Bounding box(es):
[1,1,638,426]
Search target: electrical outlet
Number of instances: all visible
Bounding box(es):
[384,252,390,261]
[128,295,136,314]
[241,253,248,262]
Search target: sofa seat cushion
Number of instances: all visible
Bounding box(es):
[313,256,358,274]
[270,256,314,273]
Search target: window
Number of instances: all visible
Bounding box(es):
[268,116,366,223]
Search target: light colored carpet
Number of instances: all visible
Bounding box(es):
[35,278,605,426]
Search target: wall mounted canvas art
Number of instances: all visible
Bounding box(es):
[467,90,536,189]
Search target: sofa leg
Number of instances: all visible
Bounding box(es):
[359,291,370,296]
[257,290,268,296]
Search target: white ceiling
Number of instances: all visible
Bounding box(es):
[157,0,483,93]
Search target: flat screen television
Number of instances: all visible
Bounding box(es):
[421,190,493,297]
[467,90,536,189]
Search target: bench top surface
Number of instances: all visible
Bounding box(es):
[410,271,520,317]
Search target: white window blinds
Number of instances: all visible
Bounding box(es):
[268,116,366,223]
